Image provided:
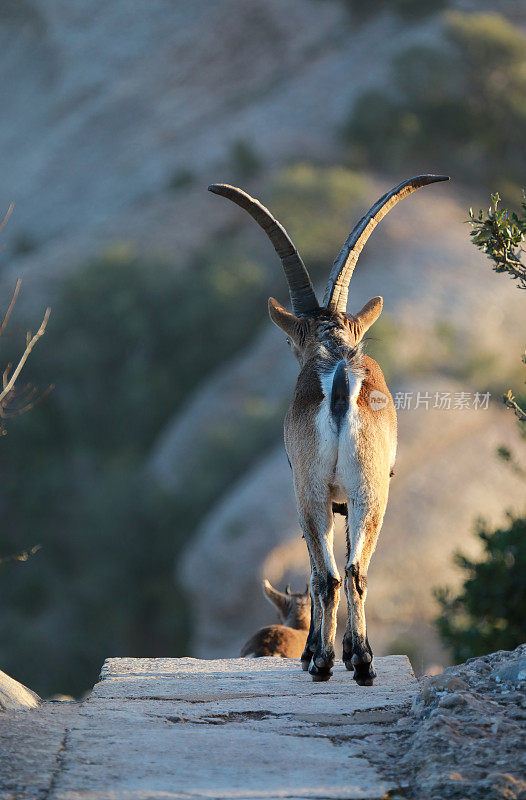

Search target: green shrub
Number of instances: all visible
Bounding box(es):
[468,192,526,291]
[435,515,526,661]
[468,193,526,423]
[345,12,526,191]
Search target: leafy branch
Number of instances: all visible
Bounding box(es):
[504,383,526,424]
[468,193,526,289]
[468,193,526,425]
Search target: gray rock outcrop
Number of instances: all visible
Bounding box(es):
[0,669,40,711]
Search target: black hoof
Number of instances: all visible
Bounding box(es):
[308,654,334,682]
[351,653,376,686]
[301,646,314,672]
[309,664,332,682]
[311,670,332,682]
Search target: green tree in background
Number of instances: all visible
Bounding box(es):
[436,193,526,660]
[346,12,526,193]
[435,515,526,661]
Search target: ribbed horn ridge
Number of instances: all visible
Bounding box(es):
[323,175,450,312]
[208,184,319,316]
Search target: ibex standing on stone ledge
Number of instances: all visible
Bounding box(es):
[210,175,448,685]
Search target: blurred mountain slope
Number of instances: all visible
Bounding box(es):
[0,0,448,295]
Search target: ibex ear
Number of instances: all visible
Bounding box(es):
[355,296,383,336]
[268,297,302,342]
[262,579,288,618]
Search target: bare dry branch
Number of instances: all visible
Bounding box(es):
[1,383,54,418]
[0,544,41,567]
[0,202,14,236]
[0,307,51,405]
[0,278,21,338]
[0,205,53,422]
[2,364,11,389]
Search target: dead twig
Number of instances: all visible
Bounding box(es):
[0,307,51,406]
[0,204,53,421]
[0,544,41,567]
[0,278,21,337]
[0,202,14,236]
[0,382,54,418]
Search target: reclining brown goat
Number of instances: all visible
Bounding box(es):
[240,581,310,658]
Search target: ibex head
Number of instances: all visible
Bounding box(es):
[209,175,448,364]
[262,579,310,631]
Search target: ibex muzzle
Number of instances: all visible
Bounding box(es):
[210,175,448,684]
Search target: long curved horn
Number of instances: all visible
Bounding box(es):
[209,184,319,316]
[323,175,449,312]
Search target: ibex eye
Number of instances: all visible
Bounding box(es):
[286,338,292,347]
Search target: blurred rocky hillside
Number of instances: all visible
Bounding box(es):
[1,0,523,296]
[0,0,524,693]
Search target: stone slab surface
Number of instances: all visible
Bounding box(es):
[53,656,415,800]
[0,701,79,800]
[1,657,417,800]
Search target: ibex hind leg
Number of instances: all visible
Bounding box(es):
[343,498,386,686]
[297,501,341,682]
[301,569,322,672]
[343,562,375,685]
[310,571,342,681]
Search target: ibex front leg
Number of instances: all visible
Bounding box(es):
[297,495,342,681]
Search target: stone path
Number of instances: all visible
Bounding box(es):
[2,656,418,799]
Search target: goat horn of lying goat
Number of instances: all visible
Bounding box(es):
[208,183,319,317]
[323,174,450,313]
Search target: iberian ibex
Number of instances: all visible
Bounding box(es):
[240,581,310,658]
[210,175,448,684]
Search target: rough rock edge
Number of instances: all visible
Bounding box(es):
[0,668,41,711]
[366,645,526,800]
